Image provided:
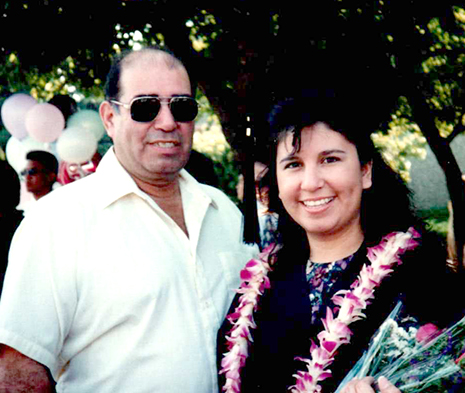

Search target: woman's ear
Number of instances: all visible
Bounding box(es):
[362,160,373,190]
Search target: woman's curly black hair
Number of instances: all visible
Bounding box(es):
[259,96,422,254]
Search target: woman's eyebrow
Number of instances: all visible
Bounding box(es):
[278,154,298,164]
[320,149,346,156]
[278,149,347,164]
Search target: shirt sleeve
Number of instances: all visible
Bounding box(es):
[0,203,79,378]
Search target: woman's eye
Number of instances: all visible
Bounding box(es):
[322,156,340,164]
[284,162,301,169]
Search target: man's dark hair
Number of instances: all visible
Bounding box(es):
[104,46,195,102]
[26,151,59,175]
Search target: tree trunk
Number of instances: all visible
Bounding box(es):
[408,88,465,271]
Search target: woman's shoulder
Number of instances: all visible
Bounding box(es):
[402,228,448,279]
[396,228,464,325]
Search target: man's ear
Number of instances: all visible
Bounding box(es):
[99,101,116,138]
[48,172,57,185]
[362,160,373,190]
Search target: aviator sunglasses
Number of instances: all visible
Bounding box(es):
[111,95,199,123]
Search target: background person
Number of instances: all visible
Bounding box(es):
[0,160,23,296]
[236,160,278,249]
[0,47,256,393]
[218,96,464,392]
[22,150,59,200]
[57,151,102,185]
[184,149,219,187]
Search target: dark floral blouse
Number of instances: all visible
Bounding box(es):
[306,254,354,324]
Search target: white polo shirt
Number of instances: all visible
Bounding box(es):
[0,148,257,393]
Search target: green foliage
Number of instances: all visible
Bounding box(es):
[193,97,241,201]
[186,11,218,54]
[3,1,465,200]
[418,207,450,238]
[417,9,465,132]
[371,7,465,182]
[212,147,241,204]
[0,53,33,96]
[114,23,165,51]
[372,114,427,182]
[0,52,104,105]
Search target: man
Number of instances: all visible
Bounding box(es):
[22,150,58,200]
[0,48,256,392]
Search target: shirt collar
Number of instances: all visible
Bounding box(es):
[178,168,219,210]
[94,147,218,211]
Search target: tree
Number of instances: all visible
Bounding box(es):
[2,0,465,267]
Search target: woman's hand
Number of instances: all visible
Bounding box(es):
[341,376,401,393]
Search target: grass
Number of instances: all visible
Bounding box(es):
[418,206,450,239]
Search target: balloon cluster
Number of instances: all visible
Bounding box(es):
[1,93,105,174]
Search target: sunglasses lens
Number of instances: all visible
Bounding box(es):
[129,97,198,123]
[131,98,161,122]
[170,97,198,122]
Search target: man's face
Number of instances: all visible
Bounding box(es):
[102,58,195,184]
[24,160,55,196]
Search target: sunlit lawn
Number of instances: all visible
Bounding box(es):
[419,207,449,239]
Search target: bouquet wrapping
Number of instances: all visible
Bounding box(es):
[336,302,465,392]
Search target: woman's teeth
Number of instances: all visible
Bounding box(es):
[302,197,333,207]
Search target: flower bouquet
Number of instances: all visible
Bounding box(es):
[336,301,465,392]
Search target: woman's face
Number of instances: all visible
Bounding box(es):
[276,122,372,243]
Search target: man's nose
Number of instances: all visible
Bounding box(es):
[154,103,177,132]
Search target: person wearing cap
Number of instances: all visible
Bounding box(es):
[0,47,257,392]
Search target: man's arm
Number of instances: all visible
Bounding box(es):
[0,345,55,392]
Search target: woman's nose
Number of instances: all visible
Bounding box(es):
[300,166,324,191]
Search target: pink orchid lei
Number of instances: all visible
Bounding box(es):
[220,227,420,393]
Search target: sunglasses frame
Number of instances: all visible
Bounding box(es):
[110,95,199,123]
[20,168,48,177]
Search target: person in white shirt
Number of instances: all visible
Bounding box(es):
[18,150,60,214]
[22,150,59,201]
[0,47,256,393]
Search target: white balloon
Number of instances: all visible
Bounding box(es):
[56,127,98,164]
[5,136,27,173]
[5,136,55,175]
[1,94,37,140]
[67,110,105,141]
[21,136,53,154]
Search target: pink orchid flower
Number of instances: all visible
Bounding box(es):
[416,323,440,344]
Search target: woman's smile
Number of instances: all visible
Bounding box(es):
[301,197,334,208]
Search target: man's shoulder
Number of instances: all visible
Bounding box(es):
[180,169,239,210]
[199,183,239,210]
[30,173,101,216]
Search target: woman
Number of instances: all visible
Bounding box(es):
[218,97,464,393]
